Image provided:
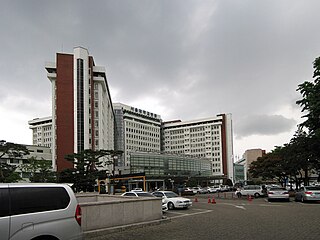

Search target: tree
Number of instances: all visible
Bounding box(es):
[19,156,56,183]
[296,57,320,137]
[0,140,29,182]
[249,147,290,185]
[61,149,122,192]
[296,56,320,182]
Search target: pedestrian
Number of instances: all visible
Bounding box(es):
[236,187,242,198]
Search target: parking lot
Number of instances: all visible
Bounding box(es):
[89,195,320,240]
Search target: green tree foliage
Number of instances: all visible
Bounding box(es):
[245,57,320,186]
[20,156,56,183]
[249,147,287,184]
[296,57,320,182]
[60,149,122,192]
[0,140,29,182]
[296,57,320,137]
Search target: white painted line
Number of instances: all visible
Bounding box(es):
[235,205,246,210]
[220,203,246,210]
[259,204,282,207]
[170,210,213,219]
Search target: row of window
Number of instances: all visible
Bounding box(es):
[166,131,220,138]
[126,146,159,151]
[126,122,160,132]
[131,159,211,171]
[126,139,160,148]
[126,133,160,141]
[126,128,160,137]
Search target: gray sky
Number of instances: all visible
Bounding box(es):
[1,0,319,159]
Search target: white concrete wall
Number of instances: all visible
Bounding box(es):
[77,194,163,237]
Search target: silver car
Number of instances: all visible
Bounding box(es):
[0,183,83,240]
[295,186,320,202]
[267,187,290,202]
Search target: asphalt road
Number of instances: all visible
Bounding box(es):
[88,195,320,240]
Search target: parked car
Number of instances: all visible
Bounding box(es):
[211,185,221,192]
[182,187,196,195]
[294,186,320,202]
[121,191,167,212]
[0,183,83,240]
[152,191,192,210]
[237,185,265,198]
[267,187,290,202]
[192,187,203,194]
[207,186,218,193]
[121,191,154,197]
[203,186,214,193]
[220,185,229,192]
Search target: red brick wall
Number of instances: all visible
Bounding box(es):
[89,56,95,150]
[56,53,74,171]
[219,114,228,176]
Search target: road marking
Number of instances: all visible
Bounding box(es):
[220,203,246,210]
[235,205,246,210]
[259,204,282,207]
[169,210,213,219]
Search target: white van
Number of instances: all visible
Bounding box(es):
[238,185,265,198]
[0,183,83,240]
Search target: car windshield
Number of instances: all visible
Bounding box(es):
[270,188,286,191]
[136,192,154,197]
[164,192,179,198]
[305,186,320,191]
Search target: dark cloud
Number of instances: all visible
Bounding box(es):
[1,0,320,154]
[235,114,297,139]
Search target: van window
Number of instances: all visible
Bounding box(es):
[0,188,10,217]
[10,187,70,215]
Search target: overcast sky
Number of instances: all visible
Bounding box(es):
[1,0,319,159]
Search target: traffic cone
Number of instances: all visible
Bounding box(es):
[208,196,211,203]
[194,197,198,202]
[212,196,216,204]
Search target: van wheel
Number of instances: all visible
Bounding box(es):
[32,236,59,240]
[168,202,175,210]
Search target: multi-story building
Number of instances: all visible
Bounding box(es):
[129,151,212,190]
[0,145,52,181]
[29,46,234,182]
[113,103,162,169]
[233,162,245,183]
[28,117,52,148]
[45,47,114,171]
[240,148,266,181]
[162,114,234,182]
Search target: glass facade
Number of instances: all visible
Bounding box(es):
[130,152,212,177]
[77,58,84,153]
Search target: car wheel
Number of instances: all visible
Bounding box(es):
[168,202,175,210]
[254,193,260,198]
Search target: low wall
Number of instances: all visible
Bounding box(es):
[77,194,163,237]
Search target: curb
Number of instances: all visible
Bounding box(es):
[84,217,171,239]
